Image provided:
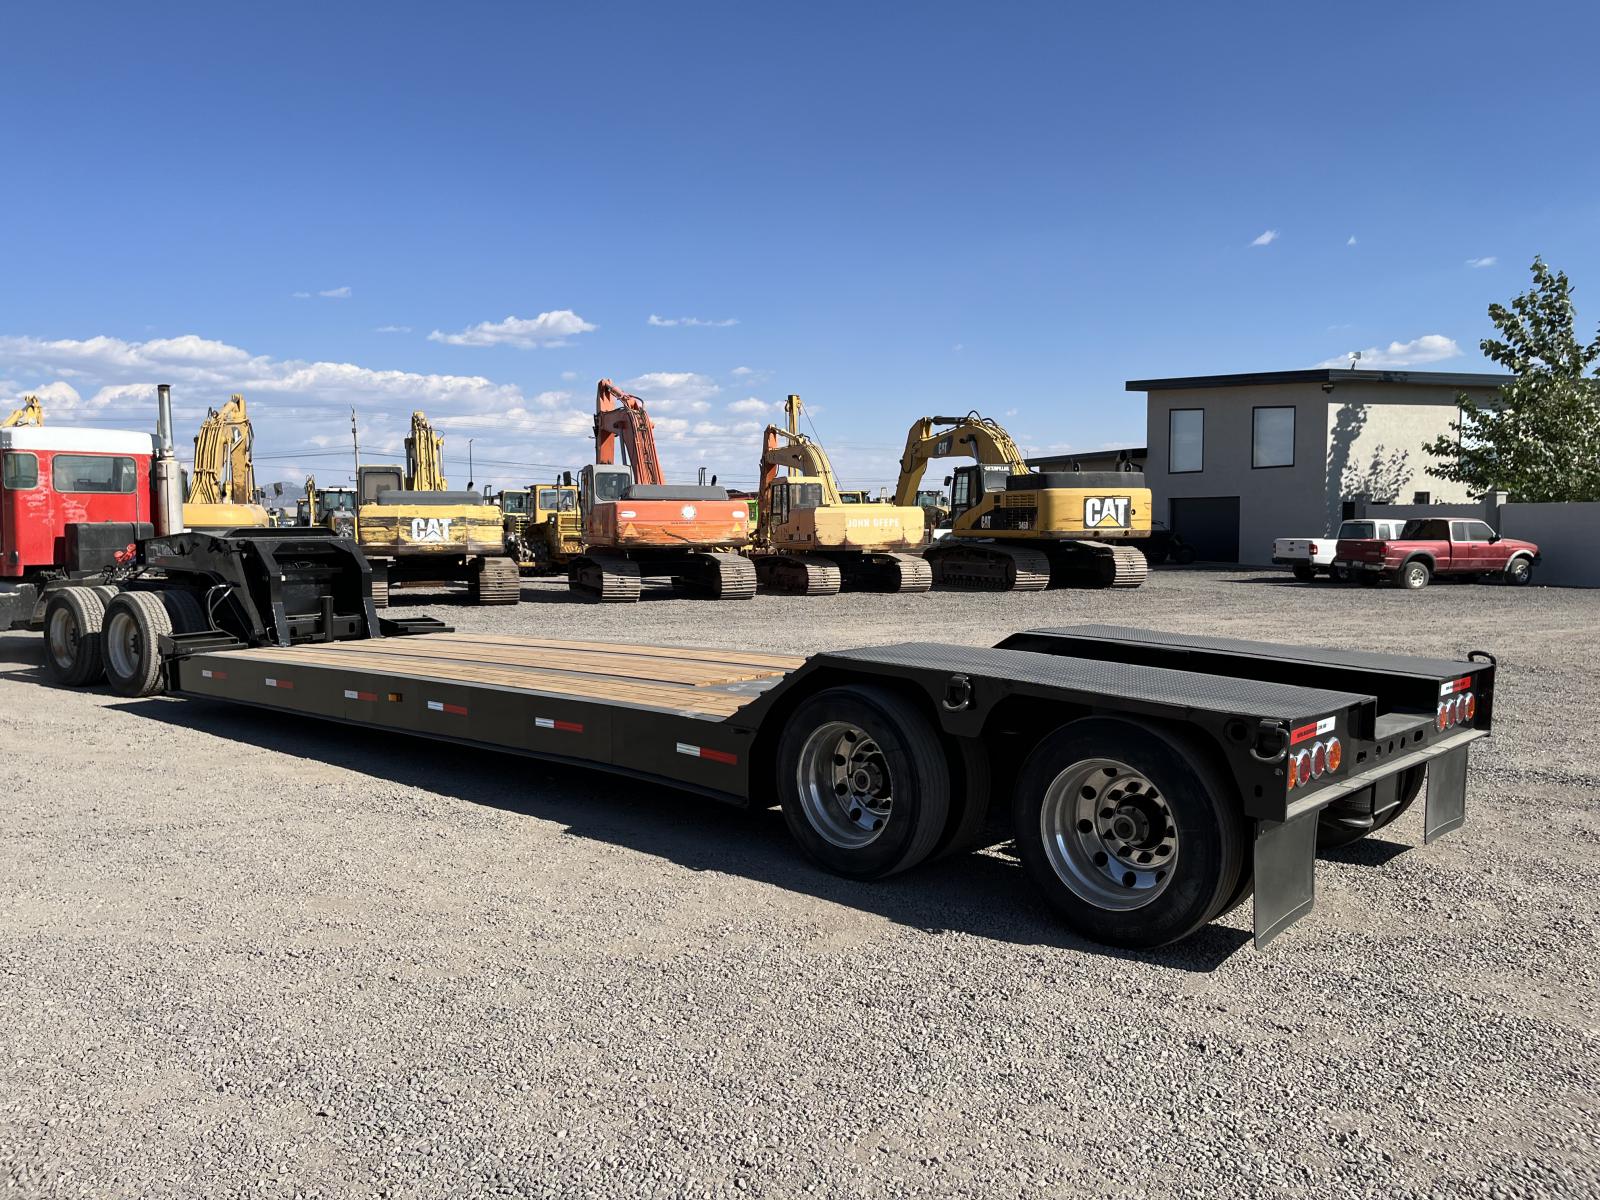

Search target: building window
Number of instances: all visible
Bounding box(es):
[1168,409,1203,474]
[52,454,137,494]
[2,451,38,489]
[1252,406,1295,468]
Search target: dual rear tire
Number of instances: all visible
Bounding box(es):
[40,585,208,697]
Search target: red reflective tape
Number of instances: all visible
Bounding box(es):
[1441,675,1472,696]
[344,689,378,702]
[427,700,469,716]
[200,668,227,680]
[1290,721,1319,745]
[264,677,294,690]
[555,720,584,733]
[699,747,738,765]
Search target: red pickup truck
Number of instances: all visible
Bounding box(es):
[1336,516,1539,589]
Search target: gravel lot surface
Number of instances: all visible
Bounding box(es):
[2,567,1597,1199]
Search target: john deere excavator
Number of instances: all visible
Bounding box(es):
[894,412,1150,590]
[351,411,519,606]
[2,395,44,427]
[569,379,754,601]
[183,394,271,533]
[753,394,930,595]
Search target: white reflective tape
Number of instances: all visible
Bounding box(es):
[427,700,444,711]
[1315,716,1336,736]
[536,717,555,729]
[344,690,358,700]
[676,742,699,757]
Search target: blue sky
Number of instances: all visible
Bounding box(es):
[3,0,1597,494]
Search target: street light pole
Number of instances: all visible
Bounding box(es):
[468,438,475,492]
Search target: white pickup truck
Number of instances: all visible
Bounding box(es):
[1273,518,1405,581]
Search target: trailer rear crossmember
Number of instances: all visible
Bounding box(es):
[163,623,1494,951]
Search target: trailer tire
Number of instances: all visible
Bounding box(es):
[931,737,993,861]
[1397,559,1431,590]
[1292,563,1316,582]
[1011,717,1246,948]
[160,587,208,634]
[778,685,951,879]
[41,587,107,686]
[101,591,172,698]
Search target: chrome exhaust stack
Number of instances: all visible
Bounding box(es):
[153,383,186,535]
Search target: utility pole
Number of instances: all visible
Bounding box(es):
[468,438,475,492]
[350,407,361,539]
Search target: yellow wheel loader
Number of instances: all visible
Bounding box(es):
[183,394,271,533]
[500,481,582,574]
[753,395,931,595]
[349,411,518,607]
[894,412,1151,590]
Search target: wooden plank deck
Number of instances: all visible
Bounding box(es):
[217,635,806,718]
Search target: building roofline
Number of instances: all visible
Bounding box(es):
[1124,369,1511,392]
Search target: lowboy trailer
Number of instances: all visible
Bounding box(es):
[35,530,1495,950]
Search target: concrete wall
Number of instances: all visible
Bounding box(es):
[1499,503,1600,588]
[1144,380,1496,564]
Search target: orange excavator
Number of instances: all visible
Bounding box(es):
[568,379,755,601]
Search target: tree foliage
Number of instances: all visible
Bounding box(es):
[1425,257,1600,502]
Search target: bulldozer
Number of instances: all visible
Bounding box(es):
[349,411,519,607]
[752,394,930,595]
[500,480,582,573]
[894,412,1151,590]
[183,394,272,533]
[569,379,754,601]
[2,395,44,428]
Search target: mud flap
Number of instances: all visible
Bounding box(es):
[1423,744,1469,844]
[1252,812,1319,948]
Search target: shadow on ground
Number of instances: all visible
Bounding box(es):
[114,696,1254,973]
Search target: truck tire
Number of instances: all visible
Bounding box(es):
[1397,560,1431,590]
[1292,563,1316,582]
[41,587,107,686]
[160,587,208,634]
[1011,717,1246,948]
[101,591,172,698]
[777,685,951,879]
[1505,556,1534,586]
[1316,765,1425,850]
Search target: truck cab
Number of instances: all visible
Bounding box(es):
[1337,517,1540,589]
[1,427,155,580]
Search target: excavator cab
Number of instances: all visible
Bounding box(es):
[948,465,1012,523]
[358,465,404,504]
[580,463,631,517]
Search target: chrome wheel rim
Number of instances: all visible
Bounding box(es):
[795,721,894,849]
[45,607,77,669]
[105,609,142,681]
[1039,758,1177,910]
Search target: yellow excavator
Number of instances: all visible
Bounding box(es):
[183,394,271,533]
[352,410,518,607]
[894,412,1150,590]
[2,395,44,427]
[753,395,931,594]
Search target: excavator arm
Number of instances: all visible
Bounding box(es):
[2,394,43,427]
[593,379,665,485]
[187,394,257,505]
[892,412,1029,507]
[405,411,448,491]
[758,427,844,507]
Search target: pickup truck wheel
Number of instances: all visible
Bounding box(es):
[1505,556,1533,586]
[1397,560,1431,590]
[1012,718,1245,948]
[41,587,107,686]
[1292,564,1316,582]
[1331,565,1350,583]
[102,591,172,698]
[778,686,951,879]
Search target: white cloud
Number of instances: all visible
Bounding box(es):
[561,370,579,381]
[621,371,720,413]
[428,309,596,349]
[1314,334,1463,370]
[374,325,411,334]
[1251,230,1279,246]
[291,291,311,299]
[647,314,738,328]
[730,366,755,377]
[1466,256,1497,269]
[320,286,352,299]
[727,397,771,414]
[1346,235,1358,246]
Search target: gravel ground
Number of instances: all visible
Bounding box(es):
[2,567,1597,1199]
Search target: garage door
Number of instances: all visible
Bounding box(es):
[1170,496,1240,563]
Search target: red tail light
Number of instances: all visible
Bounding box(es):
[1463,693,1476,722]
[1325,737,1342,773]
[1310,741,1327,779]
[1295,751,1313,788]
[1437,703,1451,731]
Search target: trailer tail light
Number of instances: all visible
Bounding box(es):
[1463,693,1476,722]
[1294,750,1313,788]
[1324,737,1342,773]
[1437,703,1451,732]
[1309,741,1327,779]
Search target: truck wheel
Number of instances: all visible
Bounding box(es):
[1012,717,1245,948]
[778,686,951,879]
[160,588,208,634]
[1331,565,1350,583]
[1316,765,1425,850]
[101,591,172,698]
[1292,563,1316,582]
[1397,560,1431,590]
[1505,556,1533,586]
[41,587,107,686]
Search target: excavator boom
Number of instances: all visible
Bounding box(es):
[893,411,1028,507]
[2,395,43,428]
[594,379,665,486]
[405,411,448,491]
[183,393,270,532]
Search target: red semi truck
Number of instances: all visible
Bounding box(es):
[1336,517,1539,589]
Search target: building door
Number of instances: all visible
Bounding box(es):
[1169,496,1240,563]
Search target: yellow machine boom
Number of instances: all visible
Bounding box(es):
[183,394,270,532]
[2,395,44,427]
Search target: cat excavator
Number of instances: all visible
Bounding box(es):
[894,412,1151,590]
[569,379,754,601]
[183,394,271,533]
[2,395,44,427]
[753,394,930,595]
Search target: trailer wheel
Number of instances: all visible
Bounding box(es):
[778,686,951,879]
[101,591,172,698]
[1316,765,1425,850]
[41,587,107,686]
[160,587,208,634]
[1292,563,1316,582]
[1012,717,1245,948]
[1397,560,1431,590]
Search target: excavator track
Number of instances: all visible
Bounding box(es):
[569,554,643,603]
[756,554,843,596]
[681,551,758,600]
[925,542,1051,591]
[470,556,522,605]
[844,551,934,593]
[1045,541,1150,589]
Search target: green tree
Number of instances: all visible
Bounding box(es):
[1425,257,1600,502]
